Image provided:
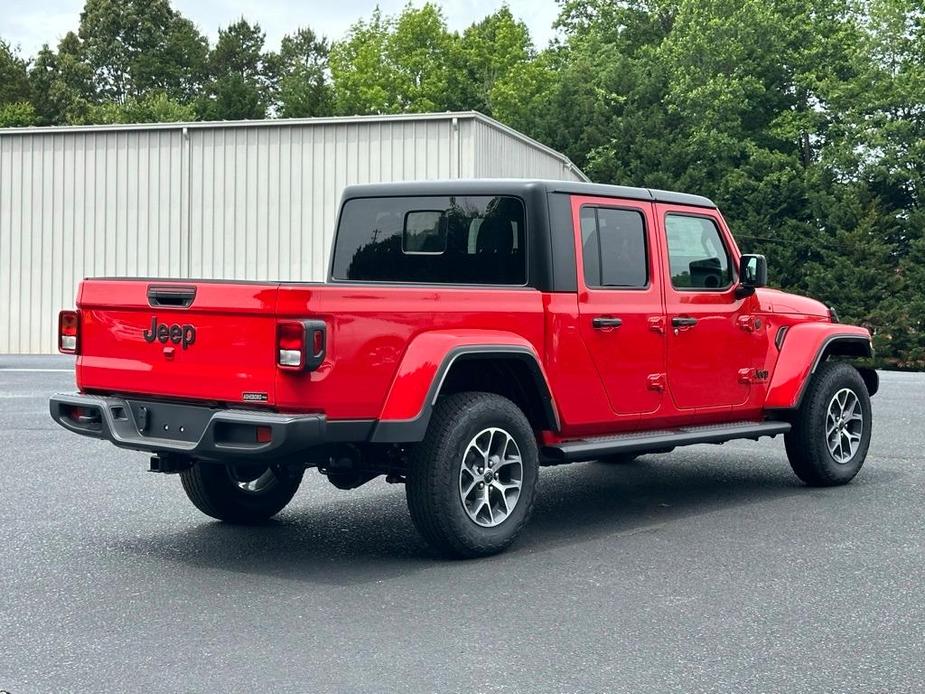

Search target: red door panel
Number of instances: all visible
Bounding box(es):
[654,204,768,411]
[572,196,666,417]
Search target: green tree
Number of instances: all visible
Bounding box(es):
[78,0,208,102]
[0,101,37,127]
[277,28,333,118]
[82,91,197,124]
[29,33,95,124]
[456,7,535,115]
[199,19,277,120]
[330,4,457,114]
[329,9,397,114]
[0,39,32,107]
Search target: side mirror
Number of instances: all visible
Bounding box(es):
[735,254,767,298]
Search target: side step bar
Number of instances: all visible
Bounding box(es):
[543,421,791,464]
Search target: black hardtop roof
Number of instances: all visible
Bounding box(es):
[341,179,716,209]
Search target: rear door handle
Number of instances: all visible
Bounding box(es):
[671,316,698,327]
[592,317,623,329]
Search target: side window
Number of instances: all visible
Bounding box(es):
[665,214,732,290]
[580,207,648,288]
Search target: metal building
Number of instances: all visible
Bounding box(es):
[0,111,586,354]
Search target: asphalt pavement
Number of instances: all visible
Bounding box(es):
[1,356,922,693]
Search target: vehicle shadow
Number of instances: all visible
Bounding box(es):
[114,451,893,587]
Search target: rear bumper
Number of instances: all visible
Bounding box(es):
[49,393,326,462]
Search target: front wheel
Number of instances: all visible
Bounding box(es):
[785,361,872,486]
[180,461,303,523]
[406,392,539,558]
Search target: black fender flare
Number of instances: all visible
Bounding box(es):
[370,345,559,443]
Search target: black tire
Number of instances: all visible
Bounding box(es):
[785,361,872,487]
[406,392,539,558]
[180,461,303,523]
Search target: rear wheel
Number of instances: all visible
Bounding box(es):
[180,461,303,523]
[785,361,872,486]
[406,392,539,558]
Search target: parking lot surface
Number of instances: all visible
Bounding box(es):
[1,356,923,692]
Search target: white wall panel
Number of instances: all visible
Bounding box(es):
[0,112,585,353]
[0,129,184,353]
[472,119,585,182]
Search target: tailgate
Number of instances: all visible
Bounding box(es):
[76,279,281,406]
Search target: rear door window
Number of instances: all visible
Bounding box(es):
[332,195,526,285]
[580,206,648,288]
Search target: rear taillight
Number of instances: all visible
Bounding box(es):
[276,320,326,371]
[277,321,305,369]
[58,310,80,354]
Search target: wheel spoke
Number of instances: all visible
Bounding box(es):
[493,479,521,494]
[494,454,521,471]
[461,477,479,499]
[825,387,864,464]
[459,426,523,528]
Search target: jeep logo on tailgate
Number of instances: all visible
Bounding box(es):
[143,317,196,349]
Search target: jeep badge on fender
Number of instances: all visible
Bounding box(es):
[143,316,196,349]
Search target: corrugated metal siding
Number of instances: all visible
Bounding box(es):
[0,113,583,353]
[0,129,184,354]
[472,119,584,182]
[188,118,460,281]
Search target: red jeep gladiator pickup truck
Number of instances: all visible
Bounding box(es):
[51,179,877,557]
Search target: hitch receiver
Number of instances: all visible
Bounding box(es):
[149,454,193,474]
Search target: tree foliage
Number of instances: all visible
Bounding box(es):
[78,0,207,102]
[1,0,923,365]
[197,19,277,120]
[277,28,333,118]
[0,40,32,107]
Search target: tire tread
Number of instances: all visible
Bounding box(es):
[406,392,537,558]
[785,361,871,487]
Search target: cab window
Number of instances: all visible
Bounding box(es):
[580,207,648,288]
[665,214,732,290]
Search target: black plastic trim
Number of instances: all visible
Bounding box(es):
[546,192,578,292]
[787,335,875,410]
[775,326,789,350]
[326,419,376,442]
[147,285,196,308]
[370,345,559,443]
[337,179,716,209]
[856,367,879,397]
[50,393,326,463]
[544,421,791,463]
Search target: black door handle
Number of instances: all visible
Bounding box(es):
[672,316,698,327]
[592,317,623,329]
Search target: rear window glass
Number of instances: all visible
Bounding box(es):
[332,195,526,284]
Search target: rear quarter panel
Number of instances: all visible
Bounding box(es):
[275,285,546,420]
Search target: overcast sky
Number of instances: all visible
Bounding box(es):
[1,0,563,59]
